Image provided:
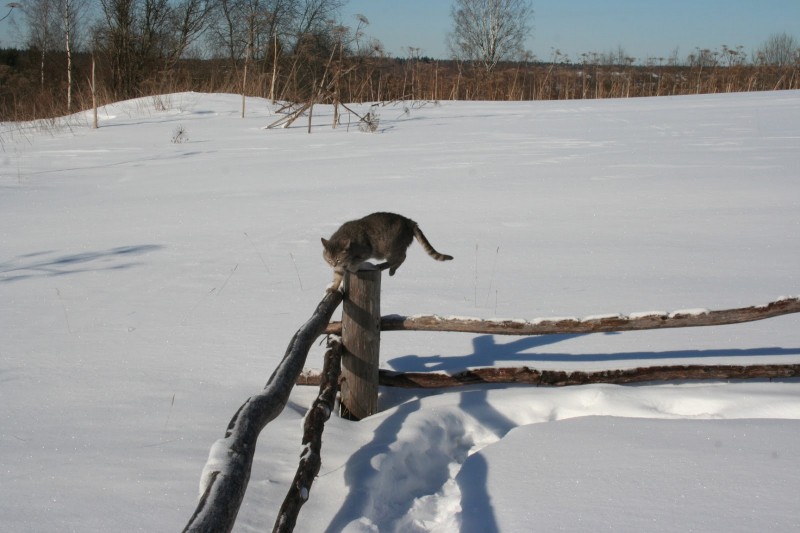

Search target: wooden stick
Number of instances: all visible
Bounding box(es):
[324,297,800,336]
[379,363,800,388]
[266,102,311,129]
[183,290,343,533]
[273,337,343,533]
[296,363,800,389]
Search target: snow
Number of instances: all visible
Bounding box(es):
[529,317,580,325]
[628,311,667,319]
[459,417,800,532]
[1,90,799,532]
[199,437,233,497]
[669,308,710,317]
[582,313,623,321]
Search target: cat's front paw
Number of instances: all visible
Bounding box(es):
[326,282,343,293]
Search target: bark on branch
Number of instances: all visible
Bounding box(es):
[324,297,800,336]
[273,336,343,533]
[377,363,800,388]
[183,290,343,533]
[297,364,800,388]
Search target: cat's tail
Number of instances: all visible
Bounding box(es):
[413,225,454,262]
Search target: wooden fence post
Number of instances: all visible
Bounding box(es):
[339,266,381,420]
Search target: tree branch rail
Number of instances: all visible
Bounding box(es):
[324,297,800,336]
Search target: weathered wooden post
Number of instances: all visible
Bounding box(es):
[339,265,381,420]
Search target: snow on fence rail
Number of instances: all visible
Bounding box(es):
[323,296,800,336]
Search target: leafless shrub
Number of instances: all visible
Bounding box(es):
[171,125,188,143]
[358,109,379,133]
[152,94,172,112]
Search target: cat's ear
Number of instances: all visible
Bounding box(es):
[321,237,330,249]
[342,238,351,250]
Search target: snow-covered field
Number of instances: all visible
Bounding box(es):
[1,91,799,532]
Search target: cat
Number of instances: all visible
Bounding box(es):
[322,212,453,292]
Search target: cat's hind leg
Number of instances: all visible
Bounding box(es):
[385,252,406,276]
[375,262,400,275]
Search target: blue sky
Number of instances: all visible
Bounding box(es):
[343,0,800,61]
[1,1,799,63]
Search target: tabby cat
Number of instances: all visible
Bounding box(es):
[322,212,453,292]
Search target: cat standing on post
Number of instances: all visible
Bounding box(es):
[322,212,453,292]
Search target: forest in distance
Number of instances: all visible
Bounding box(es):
[3,45,798,123]
[0,0,798,122]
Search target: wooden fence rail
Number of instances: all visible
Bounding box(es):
[377,363,800,388]
[273,336,343,533]
[324,296,800,336]
[183,290,342,533]
[301,296,800,390]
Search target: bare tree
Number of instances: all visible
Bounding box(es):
[210,0,344,60]
[56,0,89,111]
[448,0,533,73]
[207,0,347,103]
[162,0,217,68]
[21,0,57,88]
[212,0,291,65]
[293,0,344,42]
[96,0,216,98]
[97,0,146,97]
[756,32,799,67]
[211,1,287,114]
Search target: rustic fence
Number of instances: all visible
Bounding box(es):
[183,290,343,533]
[184,267,800,532]
[318,284,800,391]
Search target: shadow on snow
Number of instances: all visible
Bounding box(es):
[388,334,800,371]
[325,390,511,533]
[0,244,163,282]
[327,332,800,532]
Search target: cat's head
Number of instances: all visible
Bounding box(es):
[321,237,350,270]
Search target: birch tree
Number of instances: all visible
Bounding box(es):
[57,0,88,111]
[756,32,799,67]
[22,0,57,88]
[448,0,533,73]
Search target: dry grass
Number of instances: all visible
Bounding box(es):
[2,49,798,122]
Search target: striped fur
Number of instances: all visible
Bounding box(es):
[322,212,453,291]
[412,225,454,262]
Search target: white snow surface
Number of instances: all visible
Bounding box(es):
[2,91,799,532]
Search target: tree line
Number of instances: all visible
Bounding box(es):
[1,0,798,122]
